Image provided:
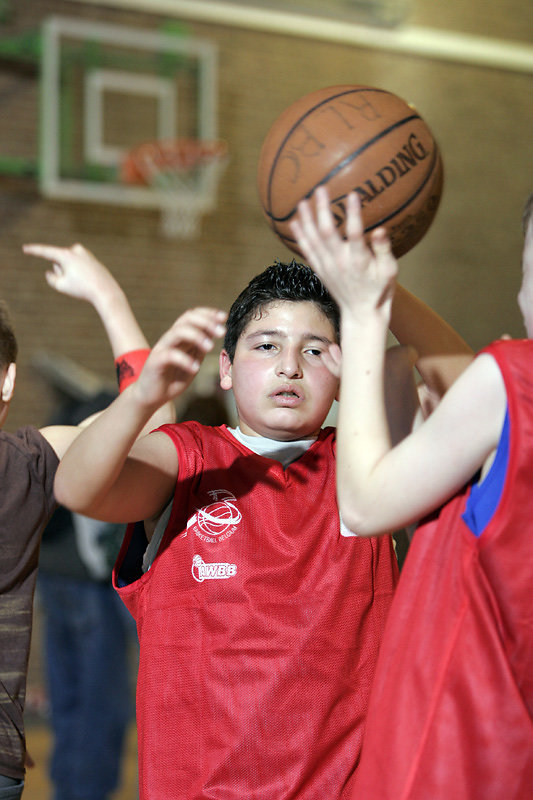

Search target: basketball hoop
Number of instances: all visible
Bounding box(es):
[120,138,228,238]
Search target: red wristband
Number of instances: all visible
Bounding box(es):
[115,348,150,392]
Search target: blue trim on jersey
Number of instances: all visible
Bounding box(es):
[462,408,510,537]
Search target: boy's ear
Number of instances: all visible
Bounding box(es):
[1,362,16,403]
[219,350,233,391]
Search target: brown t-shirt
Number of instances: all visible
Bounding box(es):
[0,426,58,779]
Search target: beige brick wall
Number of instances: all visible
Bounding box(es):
[1,0,532,430]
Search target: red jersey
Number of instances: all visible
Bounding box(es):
[353,340,533,800]
[114,424,398,800]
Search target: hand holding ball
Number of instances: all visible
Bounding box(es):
[257,85,443,258]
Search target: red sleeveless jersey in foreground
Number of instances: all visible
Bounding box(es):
[114,425,398,800]
[353,340,533,800]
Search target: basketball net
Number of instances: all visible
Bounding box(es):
[121,139,228,238]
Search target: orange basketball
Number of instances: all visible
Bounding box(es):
[257,85,443,258]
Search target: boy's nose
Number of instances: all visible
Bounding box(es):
[276,350,302,378]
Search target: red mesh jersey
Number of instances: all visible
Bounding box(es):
[114,424,398,799]
[353,340,533,800]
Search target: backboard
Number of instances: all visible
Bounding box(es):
[40,16,221,229]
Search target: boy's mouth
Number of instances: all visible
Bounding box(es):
[270,385,303,406]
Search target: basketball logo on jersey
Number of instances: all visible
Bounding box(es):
[191,555,237,583]
[187,489,242,544]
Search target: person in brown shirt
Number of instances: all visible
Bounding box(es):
[0,244,173,800]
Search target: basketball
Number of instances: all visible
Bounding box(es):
[257,85,444,258]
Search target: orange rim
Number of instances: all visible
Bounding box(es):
[120,138,228,185]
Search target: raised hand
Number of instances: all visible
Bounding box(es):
[23,242,152,355]
[22,242,119,305]
[290,186,398,320]
[132,307,227,410]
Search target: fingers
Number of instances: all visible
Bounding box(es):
[23,243,89,258]
[322,343,342,378]
[167,307,227,344]
[23,243,77,285]
[344,191,364,241]
[293,187,395,261]
[23,243,68,261]
[291,188,375,289]
[290,186,398,321]
[138,308,227,403]
[23,245,68,290]
[370,227,393,258]
[370,227,398,282]
[291,186,365,249]
[315,185,339,238]
[44,266,62,289]
[290,186,341,261]
[289,202,317,265]
[156,308,226,368]
[23,242,114,304]
[22,243,95,272]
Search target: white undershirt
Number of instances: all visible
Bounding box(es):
[229,426,316,467]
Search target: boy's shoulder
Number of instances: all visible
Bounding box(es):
[0,424,57,463]
[0,425,58,517]
[157,420,234,465]
[477,338,533,381]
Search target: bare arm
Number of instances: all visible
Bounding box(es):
[335,323,505,536]
[54,307,226,523]
[24,242,176,432]
[290,188,505,536]
[40,404,171,464]
[391,283,474,399]
[39,425,89,461]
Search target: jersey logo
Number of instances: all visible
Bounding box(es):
[191,555,237,583]
[187,489,242,544]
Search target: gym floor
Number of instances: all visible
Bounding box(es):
[23,725,138,800]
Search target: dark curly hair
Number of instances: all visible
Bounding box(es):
[223,259,340,361]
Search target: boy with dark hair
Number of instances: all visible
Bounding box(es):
[223,258,340,359]
[54,259,472,800]
[291,187,533,800]
[0,243,173,800]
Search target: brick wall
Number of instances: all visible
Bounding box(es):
[1,0,532,430]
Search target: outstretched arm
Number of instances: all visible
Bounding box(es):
[290,188,505,536]
[23,242,176,456]
[54,307,226,524]
[23,242,147,356]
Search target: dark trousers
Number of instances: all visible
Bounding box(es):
[0,776,23,800]
[38,575,137,800]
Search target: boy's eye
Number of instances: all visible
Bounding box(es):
[306,347,323,357]
[256,343,276,351]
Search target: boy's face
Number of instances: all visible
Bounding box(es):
[518,217,533,337]
[220,300,339,441]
